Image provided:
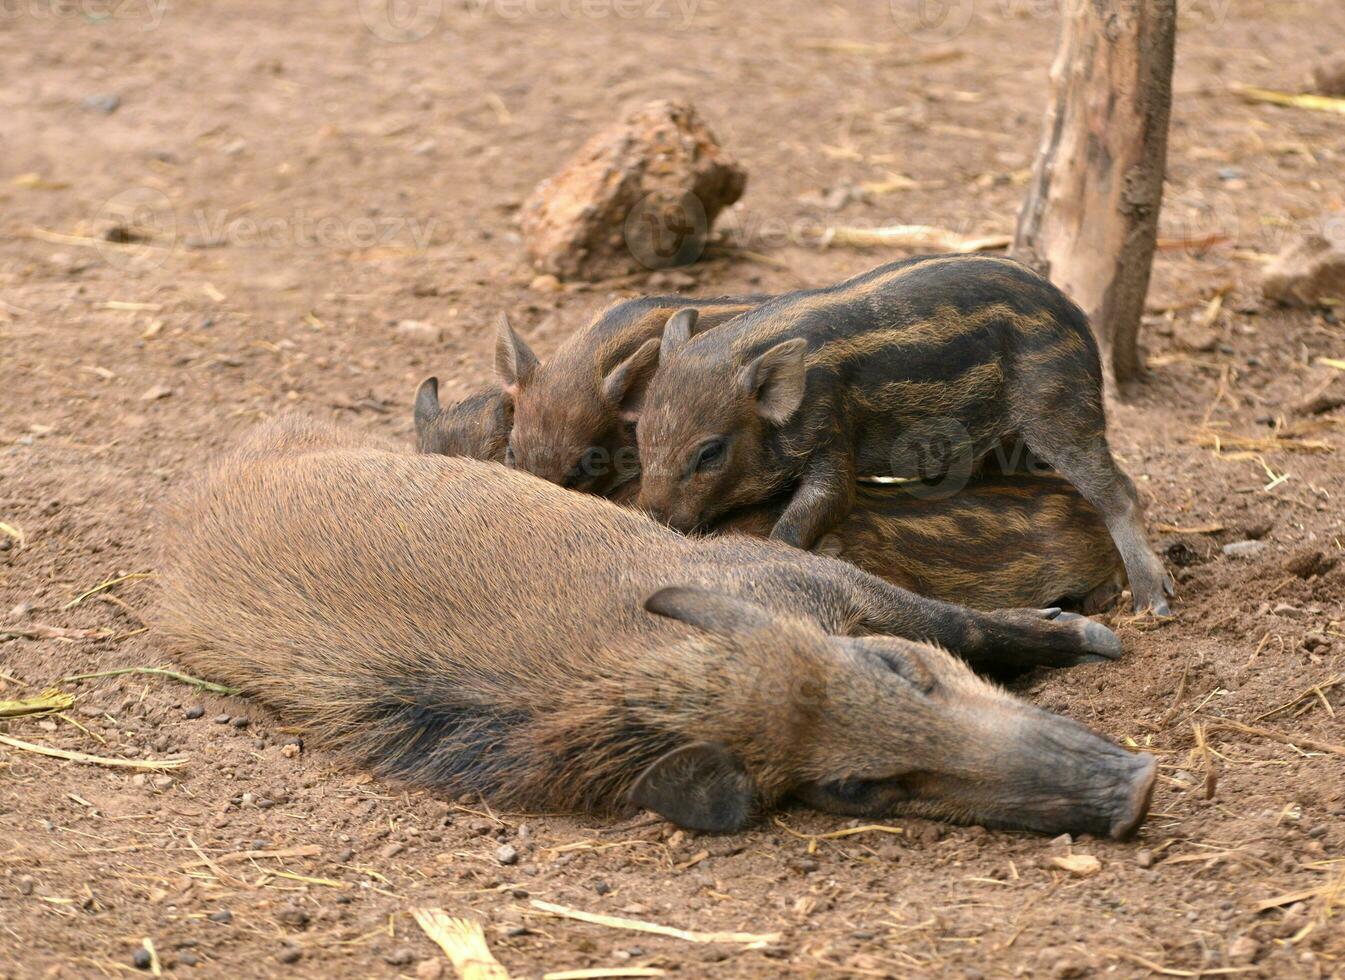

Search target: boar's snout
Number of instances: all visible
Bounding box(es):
[1108,751,1156,840]
[1008,717,1156,841]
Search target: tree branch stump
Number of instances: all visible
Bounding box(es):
[1014,0,1177,383]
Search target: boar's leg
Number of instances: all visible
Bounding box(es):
[1018,430,1172,616]
[840,570,1123,671]
[769,451,856,550]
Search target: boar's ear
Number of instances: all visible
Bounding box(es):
[660,308,699,359]
[414,376,441,433]
[494,313,539,396]
[739,338,807,424]
[629,742,756,832]
[644,586,776,634]
[601,338,661,422]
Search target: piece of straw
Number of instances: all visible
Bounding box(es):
[821,224,1011,253]
[1232,85,1345,115]
[412,909,510,980]
[1204,719,1345,757]
[61,666,239,695]
[543,970,667,979]
[0,733,187,771]
[0,689,74,719]
[529,899,780,946]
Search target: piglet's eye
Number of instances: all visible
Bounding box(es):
[692,439,726,473]
[504,445,517,468]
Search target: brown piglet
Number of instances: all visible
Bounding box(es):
[495,294,763,494]
[630,255,1172,615]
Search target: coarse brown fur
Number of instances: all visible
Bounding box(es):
[719,478,1125,613]
[156,414,1154,837]
[495,294,764,494]
[630,255,1173,615]
[414,383,1124,611]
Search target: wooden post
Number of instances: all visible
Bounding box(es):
[1014,0,1177,383]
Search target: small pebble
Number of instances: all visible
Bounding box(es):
[1136,848,1155,869]
[213,714,231,725]
[383,949,413,966]
[277,906,310,930]
[82,94,121,114]
[1222,540,1266,559]
[208,909,232,923]
[184,706,204,719]
[151,775,174,791]
[594,880,612,895]
[276,946,302,964]
[230,716,250,729]
[179,951,200,966]
[18,876,35,895]
[416,960,445,980]
[380,842,405,859]
[131,948,152,970]
[495,843,519,866]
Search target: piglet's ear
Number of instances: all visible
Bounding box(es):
[660,308,699,358]
[414,377,441,432]
[494,313,539,397]
[738,338,807,424]
[629,742,757,833]
[601,338,660,422]
[644,586,777,635]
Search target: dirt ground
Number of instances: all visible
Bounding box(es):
[3,0,1345,976]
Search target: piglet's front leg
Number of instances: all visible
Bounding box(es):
[769,451,856,551]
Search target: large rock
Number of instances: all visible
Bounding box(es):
[520,100,747,281]
[1261,234,1345,307]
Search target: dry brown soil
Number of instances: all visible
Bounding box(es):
[2,0,1344,976]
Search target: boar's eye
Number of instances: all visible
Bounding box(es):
[860,644,936,695]
[690,438,727,475]
[504,444,517,468]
